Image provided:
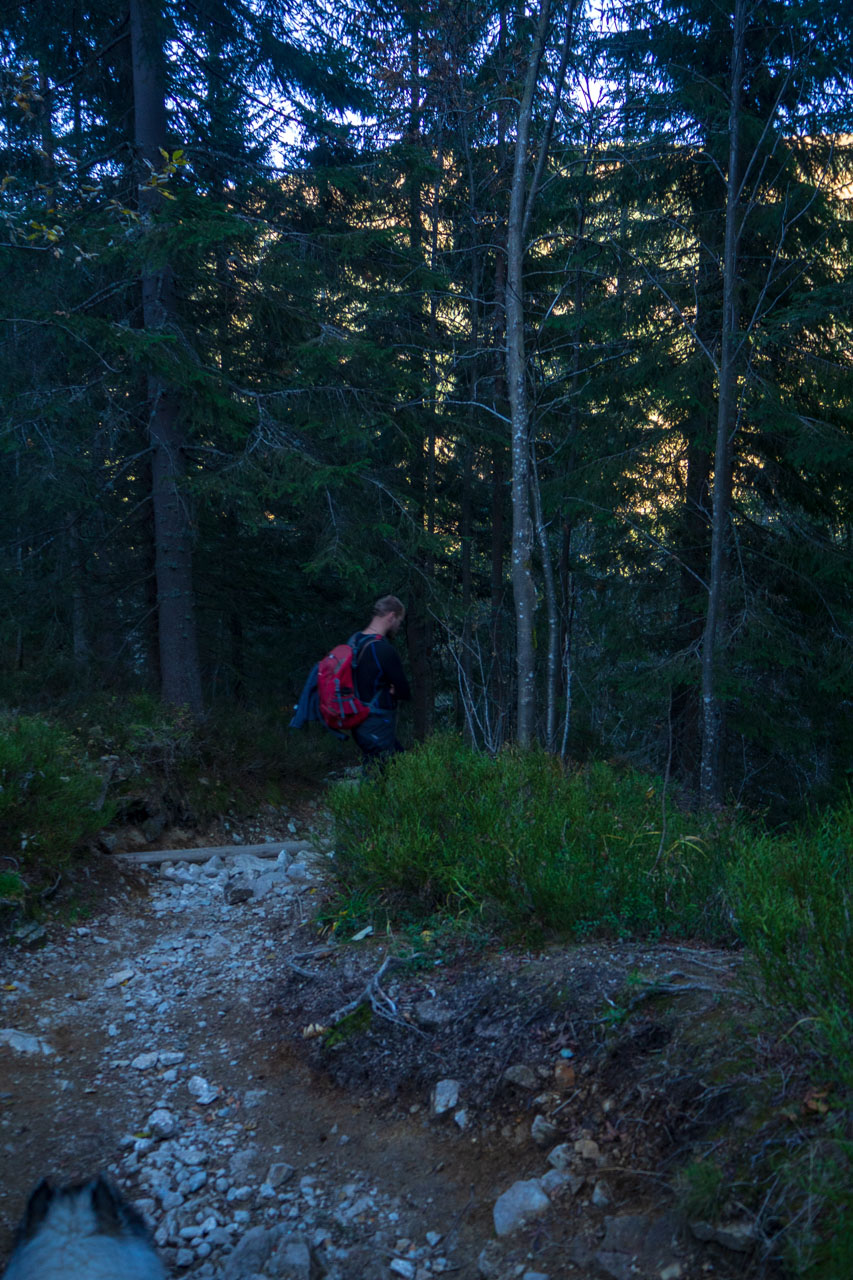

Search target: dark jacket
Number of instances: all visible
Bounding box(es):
[289,662,322,728]
[353,633,411,711]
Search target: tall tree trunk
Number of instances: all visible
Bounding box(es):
[670,437,711,787]
[459,439,474,736]
[559,518,574,758]
[130,0,203,715]
[699,0,746,804]
[506,0,552,744]
[67,515,89,669]
[531,453,559,748]
[14,452,24,672]
[402,12,433,740]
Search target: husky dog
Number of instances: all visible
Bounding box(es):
[2,1177,165,1280]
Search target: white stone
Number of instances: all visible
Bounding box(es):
[177,1145,207,1166]
[252,872,291,899]
[502,1064,537,1090]
[592,1180,611,1208]
[430,1079,460,1116]
[188,1075,220,1105]
[0,1028,54,1055]
[267,1162,295,1188]
[390,1261,416,1279]
[286,861,311,882]
[493,1180,550,1237]
[131,1052,160,1070]
[148,1109,178,1138]
[105,969,136,989]
[531,1115,559,1147]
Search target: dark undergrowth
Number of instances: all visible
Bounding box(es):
[0,696,350,914]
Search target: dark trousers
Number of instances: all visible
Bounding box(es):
[353,711,403,769]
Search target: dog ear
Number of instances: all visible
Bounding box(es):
[90,1177,123,1236]
[90,1175,149,1239]
[20,1181,54,1241]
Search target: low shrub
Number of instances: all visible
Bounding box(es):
[728,798,853,1070]
[728,801,853,1276]
[0,711,109,880]
[76,695,348,820]
[329,734,734,940]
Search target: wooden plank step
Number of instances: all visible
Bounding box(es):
[114,841,317,867]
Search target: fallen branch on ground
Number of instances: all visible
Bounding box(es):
[327,953,425,1031]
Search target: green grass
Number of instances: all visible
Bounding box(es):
[328,734,735,940]
[676,1158,726,1222]
[728,799,853,1072]
[727,800,853,1278]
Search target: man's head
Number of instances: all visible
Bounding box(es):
[369,595,405,636]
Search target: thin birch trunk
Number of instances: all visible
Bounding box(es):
[531,452,559,749]
[506,0,553,745]
[699,0,746,805]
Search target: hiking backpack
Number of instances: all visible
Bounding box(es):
[316,633,378,732]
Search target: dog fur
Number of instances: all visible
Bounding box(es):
[2,1177,165,1280]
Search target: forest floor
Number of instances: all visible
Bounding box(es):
[0,792,789,1280]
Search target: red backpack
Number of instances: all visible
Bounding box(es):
[317,634,378,732]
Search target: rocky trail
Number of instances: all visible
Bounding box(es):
[1,819,761,1280]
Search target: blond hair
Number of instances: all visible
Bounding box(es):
[373,595,405,619]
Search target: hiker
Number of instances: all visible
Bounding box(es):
[351,595,411,767]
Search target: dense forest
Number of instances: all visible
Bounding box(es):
[2,0,852,815]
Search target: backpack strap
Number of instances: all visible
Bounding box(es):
[348,633,384,707]
[348,632,380,666]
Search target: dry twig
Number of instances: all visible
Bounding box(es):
[327,953,424,1031]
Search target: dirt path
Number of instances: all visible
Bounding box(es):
[0,840,754,1280]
